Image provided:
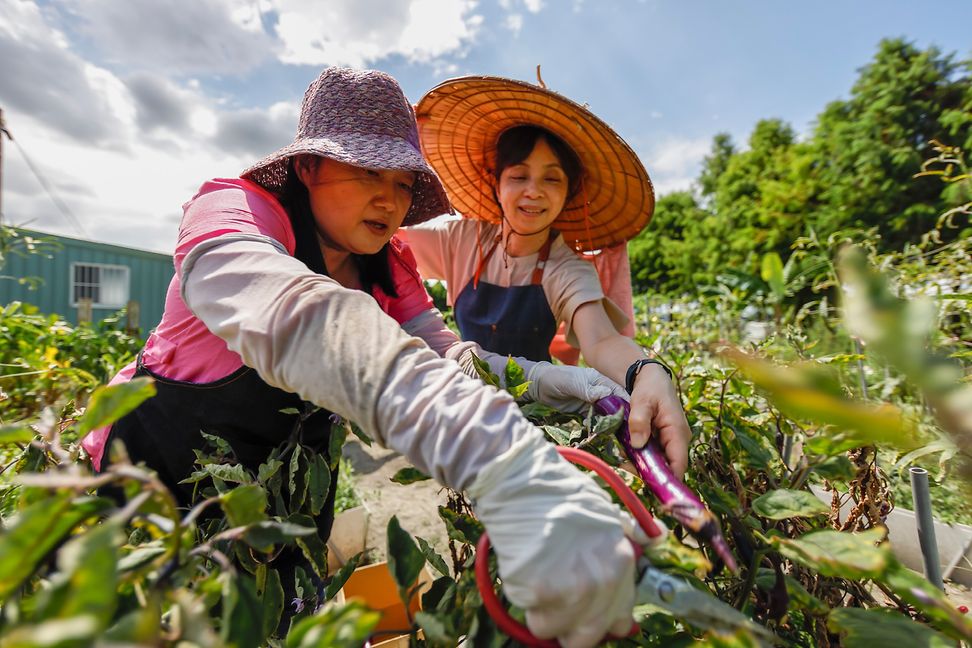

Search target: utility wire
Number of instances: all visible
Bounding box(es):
[5,124,90,239]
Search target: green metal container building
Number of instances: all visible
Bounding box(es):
[0,227,173,333]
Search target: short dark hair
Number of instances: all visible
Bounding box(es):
[278,158,397,297]
[493,126,583,201]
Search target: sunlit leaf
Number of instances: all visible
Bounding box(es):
[242,520,315,553]
[0,494,111,602]
[0,423,35,444]
[880,560,972,641]
[391,467,431,485]
[770,528,889,579]
[285,600,380,648]
[752,489,830,519]
[761,252,786,299]
[220,484,267,528]
[76,377,156,436]
[828,608,953,647]
[724,349,917,449]
[35,519,122,628]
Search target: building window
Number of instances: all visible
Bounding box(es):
[70,263,130,308]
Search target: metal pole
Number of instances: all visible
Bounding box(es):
[909,467,944,589]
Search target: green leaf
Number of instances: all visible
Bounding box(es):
[416,536,450,577]
[591,409,624,438]
[0,494,111,602]
[437,506,484,545]
[307,453,331,517]
[221,573,266,648]
[391,467,431,485]
[290,513,329,579]
[190,463,251,485]
[258,459,284,484]
[118,546,167,573]
[255,565,284,641]
[220,484,268,527]
[289,445,305,505]
[811,455,856,481]
[752,489,830,519]
[541,424,572,446]
[415,610,453,644]
[761,252,786,299]
[285,600,380,648]
[38,519,122,627]
[347,420,372,447]
[880,560,972,640]
[723,349,917,450]
[323,552,362,602]
[328,420,348,470]
[0,617,100,646]
[0,423,35,444]
[469,352,500,388]
[386,516,426,598]
[241,520,316,553]
[76,377,156,435]
[769,528,890,579]
[828,608,953,647]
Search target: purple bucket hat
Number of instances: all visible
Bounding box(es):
[242,67,453,226]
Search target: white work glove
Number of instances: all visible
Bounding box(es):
[526,361,627,413]
[469,432,640,648]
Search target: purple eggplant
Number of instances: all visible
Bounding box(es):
[595,395,738,572]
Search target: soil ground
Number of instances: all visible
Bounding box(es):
[342,437,452,564]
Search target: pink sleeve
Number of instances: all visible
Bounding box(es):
[593,243,636,337]
[175,178,296,272]
[372,237,436,324]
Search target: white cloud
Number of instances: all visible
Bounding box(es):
[641,136,710,195]
[505,14,524,33]
[56,0,275,76]
[271,0,482,67]
[523,0,543,12]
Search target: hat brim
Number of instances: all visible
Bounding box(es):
[415,76,654,251]
[241,131,452,226]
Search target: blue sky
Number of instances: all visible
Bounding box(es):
[1,0,970,253]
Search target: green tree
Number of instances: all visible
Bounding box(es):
[811,38,971,245]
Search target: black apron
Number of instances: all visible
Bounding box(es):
[454,232,558,362]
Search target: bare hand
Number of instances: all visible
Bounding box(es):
[626,364,691,479]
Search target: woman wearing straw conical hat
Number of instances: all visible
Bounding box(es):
[82,67,652,645]
[403,74,690,475]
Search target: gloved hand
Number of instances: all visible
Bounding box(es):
[468,432,641,648]
[526,361,627,413]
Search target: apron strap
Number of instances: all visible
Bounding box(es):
[474,229,557,288]
[531,231,556,285]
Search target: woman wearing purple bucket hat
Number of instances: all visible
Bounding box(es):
[81,67,649,646]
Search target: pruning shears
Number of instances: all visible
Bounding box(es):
[475,446,775,647]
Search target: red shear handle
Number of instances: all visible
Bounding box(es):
[475,446,661,647]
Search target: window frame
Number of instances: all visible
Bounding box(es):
[69,262,131,309]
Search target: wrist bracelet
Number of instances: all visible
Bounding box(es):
[625,358,674,394]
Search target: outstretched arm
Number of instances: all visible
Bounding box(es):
[181,235,642,647]
[571,300,691,478]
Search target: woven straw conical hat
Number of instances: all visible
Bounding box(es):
[415,74,654,252]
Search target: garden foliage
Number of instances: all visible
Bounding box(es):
[0,37,970,648]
